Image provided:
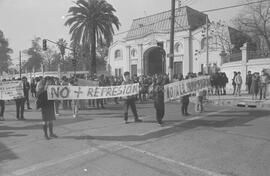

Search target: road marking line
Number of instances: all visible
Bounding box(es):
[138,109,229,136]
[118,143,227,176]
[11,142,120,176]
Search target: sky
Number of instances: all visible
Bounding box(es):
[0,0,244,65]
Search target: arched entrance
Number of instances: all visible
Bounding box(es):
[143,46,166,75]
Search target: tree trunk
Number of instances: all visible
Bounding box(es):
[90,28,97,75]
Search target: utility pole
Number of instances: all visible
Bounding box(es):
[169,0,176,80]
[19,51,22,79]
[206,15,209,74]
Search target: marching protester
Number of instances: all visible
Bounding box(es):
[122,71,142,124]
[232,71,237,95]
[15,78,26,120]
[246,71,252,94]
[235,72,243,96]
[96,74,105,109]
[251,72,260,100]
[70,77,79,118]
[152,75,165,125]
[195,72,204,113]
[30,78,37,98]
[181,75,191,116]
[0,99,4,121]
[259,70,269,100]
[220,72,228,95]
[36,77,57,140]
[22,77,32,109]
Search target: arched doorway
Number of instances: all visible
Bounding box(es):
[143,46,166,75]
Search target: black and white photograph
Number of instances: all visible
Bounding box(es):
[0,0,270,175]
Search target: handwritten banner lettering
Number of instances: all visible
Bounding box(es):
[164,76,211,102]
[47,83,139,100]
[0,81,24,100]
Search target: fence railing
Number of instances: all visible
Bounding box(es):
[248,49,270,60]
[223,52,242,64]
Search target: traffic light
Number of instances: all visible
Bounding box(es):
[42,39,47,51]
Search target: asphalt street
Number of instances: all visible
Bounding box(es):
[1,99,270,176]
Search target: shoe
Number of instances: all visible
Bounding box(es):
[44,135,50,140]
[101,106,105,109]
[125,120,129,124]
[185,113,191,116]
[134,119,143,122]
[73,114,77,118]
[55,113,61,116]
[21,117,26,120]
[28,107,32,110]
[49,134,58,138]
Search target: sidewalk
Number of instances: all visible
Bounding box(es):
[205,94,270,109]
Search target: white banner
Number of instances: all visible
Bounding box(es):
[164,76,211,102]
[47,83,139,100]
[0,81,24,100]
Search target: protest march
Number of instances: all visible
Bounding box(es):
[0,81,24,100]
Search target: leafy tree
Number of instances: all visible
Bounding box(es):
[0,30,13,75]
[233,0,270,50]
[65,0,120,74]
[24,37,44,71]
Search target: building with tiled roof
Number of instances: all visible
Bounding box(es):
[107,6,247,77]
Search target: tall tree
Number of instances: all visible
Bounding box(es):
[24,37,44,71]
[65,0,120,74]
[0,30,13,75]
[233,0,270,50]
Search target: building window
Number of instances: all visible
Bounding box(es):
[201,37,214,50]
[174,42,183,53]
[115,68,123,77]
[114,49,122,59]
[131,49,137,58]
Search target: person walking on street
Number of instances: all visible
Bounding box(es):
[246,71,252,94]
[22,77,31,109]
[36,77,58,140]
[235,72,243,96]
[122,72,142,124]
[250,72,260,100]
[0,100,5,121]
[152,75,165,125]
[232,71,237,95]
[259,70,269,100]
[181,75,191,116]
[15,78,26,120]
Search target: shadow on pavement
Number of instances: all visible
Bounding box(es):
[62,110,270,142]
[0,142,19,175]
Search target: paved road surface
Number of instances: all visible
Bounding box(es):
[1,100,270,176]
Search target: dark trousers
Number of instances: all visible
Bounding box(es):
[97,99,104,108]
[181,99,189,115]
[259,84,267,100]
[55,101,60,114]
[155,102,164,124]
[123,99,138,121]
[16,98,25,119]
[247,84,251,94]
[0,100,5,117]
[25,92,30,108]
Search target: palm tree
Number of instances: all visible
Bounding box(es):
[65,0,120,74]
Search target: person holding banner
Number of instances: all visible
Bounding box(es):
[122,72,142,124]
[152,75,165,125]
[36,77,58,140]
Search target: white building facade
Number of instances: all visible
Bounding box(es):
[107,6,244,77]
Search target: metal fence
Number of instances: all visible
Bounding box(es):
[223,52,242,63]
[248,49,270,60]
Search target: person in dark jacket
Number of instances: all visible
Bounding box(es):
[36,77,57,140]
[15,78,26,120]
[122,72,142,124]
[0,100,5,121]
[152,75,165,125]
[246,71,252,94]
[22,77,31,109]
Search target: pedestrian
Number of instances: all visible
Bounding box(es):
[122,71,142,124]
[54,78,61,116]
[36,77,57,140]
[259,70,269,100]
[30,78,37,97]
[181,75,191,116]
[250,72,260,100]
[195,73,204,113]
[70,78,79,118]
[96,75,105,109]
[246,71,252,94]
[232,71,237,95]
[15,78,26,120]
[235,72,242,96]
[0,100,5,121]
[22,77,32,109]
[152,75,165,125]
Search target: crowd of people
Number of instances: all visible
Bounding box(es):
[0,69,269,140]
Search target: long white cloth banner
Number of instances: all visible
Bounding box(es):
[0,81,24,100]
[164,76,211,102]
[47,83,139,100]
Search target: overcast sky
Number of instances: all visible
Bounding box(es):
[0,0,244,64]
